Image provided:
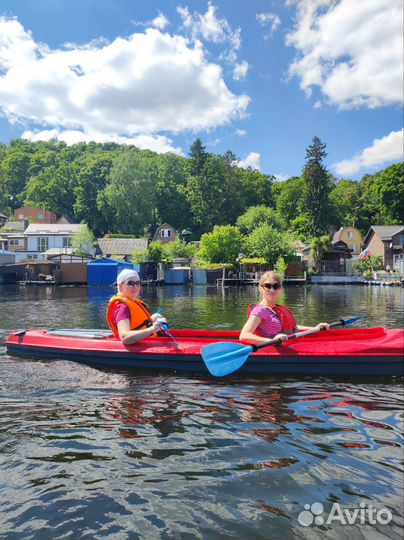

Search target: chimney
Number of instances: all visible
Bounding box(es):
[23,219,29,231]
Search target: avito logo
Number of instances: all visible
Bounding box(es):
[298,501,393,526]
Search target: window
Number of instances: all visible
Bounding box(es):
[37,213,43,219]
[351,245,357,252]
[37,237,49,251]
[9,239,20,246]
[161,229,171,238]
[18,213,24,219]
[347,231,353,239]
[63,237,72,247]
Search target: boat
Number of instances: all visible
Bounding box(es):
[5,326,404,376]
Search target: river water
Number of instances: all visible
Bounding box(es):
[0,284,403,540]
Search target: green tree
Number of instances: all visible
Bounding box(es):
[274,256,288,279]
[243,225,296,266]
[73,153,115,236]
[25,161,78,218]
[189,138,208,176]
[1,140,34,207]
[302,137,332,236]
[163,238,196,262]
[290,213,312,241]
[373,163,404,224]
[309,235,332,271]
[353,255,383,274]
[198,225,242,264]
[131,241,166,264]
[155,153,192,230]
[329,179,361,227]
[273,176,305,226]
[99,150,157,235]
[72,224,95,256]
[239,168,274,208]
[184,155,228,234]
[236,205,286,234]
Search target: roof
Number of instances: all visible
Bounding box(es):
[152,223,177,241]
[43,248,74,255]
[0,221,25,232]
[25,223,84,235]
[332,226,363,242]
[364,225,404,244]
[0,250,14,255]
[97,238,148,256]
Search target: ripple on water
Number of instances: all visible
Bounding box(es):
[1,282,403,539]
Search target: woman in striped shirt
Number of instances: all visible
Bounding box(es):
[239,271,329,345]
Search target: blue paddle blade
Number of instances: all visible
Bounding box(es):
[342,315,366,325]
[201,341,254,377]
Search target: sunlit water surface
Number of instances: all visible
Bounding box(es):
[0,284,403,540]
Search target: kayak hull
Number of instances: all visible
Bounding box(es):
[5,327,404,376]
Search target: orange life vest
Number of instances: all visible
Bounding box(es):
[106,295,156,337]
[248,303,298,336]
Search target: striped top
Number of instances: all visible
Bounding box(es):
[249,305,283,337]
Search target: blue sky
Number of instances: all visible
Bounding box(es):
[0,0,402,180]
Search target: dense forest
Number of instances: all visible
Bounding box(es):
[0,137,402,242]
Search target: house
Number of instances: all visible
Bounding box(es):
[0,213,8,227]
[14,206,58,223]
[0,221,27,261]
[24,223,90,260]
[302,239,353,274]
[332,226,362,256]
[97,238,149,261]
[152,223,177,245]
[362,226,404,270]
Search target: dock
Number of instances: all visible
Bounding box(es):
[216,275,307,286]
[19,279,56,286]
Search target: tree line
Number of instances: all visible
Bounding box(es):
[0,136,402,245]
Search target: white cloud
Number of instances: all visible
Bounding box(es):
[21,128,183,154]
[233,61,249,81]
[274,173,289,182]
[177,2,241,50]
[333,129,404,175]
[256,12,281,38]
[286,0,403,109]
[235,128,246,137]
[151,13,169,30]
[238,152,261,170]
[0,16,249,151]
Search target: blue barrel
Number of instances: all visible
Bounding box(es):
[192,269,207,285]
[164,269,189,284]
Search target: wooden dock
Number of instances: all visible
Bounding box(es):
[217,275,307,286]
[19,279,56,286]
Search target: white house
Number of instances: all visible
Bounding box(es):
[24,223,91,260]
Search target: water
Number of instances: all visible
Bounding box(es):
[0,284,403,540]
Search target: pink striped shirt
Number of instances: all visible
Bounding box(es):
[249,305,283,337]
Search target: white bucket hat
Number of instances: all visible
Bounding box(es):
[116,269,140,293]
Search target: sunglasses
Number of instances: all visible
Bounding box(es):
[261,282,281,291]
[126,280,141,287]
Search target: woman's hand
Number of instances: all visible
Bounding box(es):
[152,317,167,332]
[272,333,288,344]
[316,322,330,331]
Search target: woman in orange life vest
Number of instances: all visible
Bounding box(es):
[106,269,167,345]
[239,271,329,346]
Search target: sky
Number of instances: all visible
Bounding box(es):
[0,0,402,180]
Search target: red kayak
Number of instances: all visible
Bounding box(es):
[5,327,403,376]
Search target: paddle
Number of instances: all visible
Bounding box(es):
[155,309,180,350]
[201,315,365,377]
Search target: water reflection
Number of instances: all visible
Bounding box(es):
[0,284,403,539]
